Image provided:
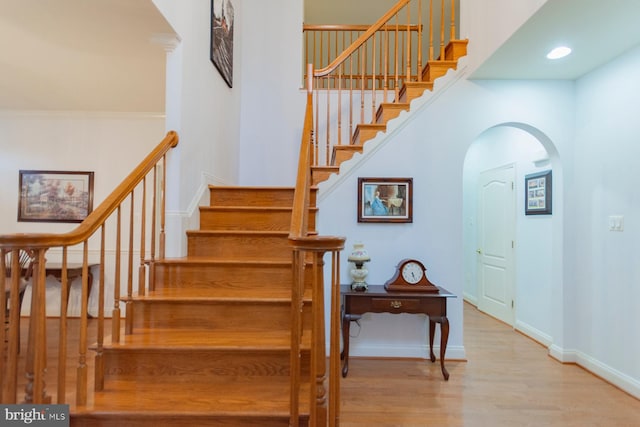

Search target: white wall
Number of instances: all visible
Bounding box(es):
[566,44,640,388]
[237,0,305,186]
[460,0,547,74]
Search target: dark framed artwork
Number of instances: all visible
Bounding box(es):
[18,170,95,223]
[525,170,552,215]
[357,177,413,223]
[210,0,235,88]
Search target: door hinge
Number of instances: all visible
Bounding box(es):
[511,181,514,190]
[511,300,514,308]
[511,240,514,248]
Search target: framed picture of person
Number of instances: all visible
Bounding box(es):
[357,177,413,223]
[210,0,235,88]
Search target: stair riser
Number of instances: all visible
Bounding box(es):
[421,61,457,82]
[102,349,309,382]
[399,84,433,103]
[376,105,408,124]
[199,208,316,231]
[187,234,291,259]
[311,168,336,186]
[153,263,314,290]
[352,126,385,145]
[129,300,310,331]
[332,147,361,166]
[209,187,316,208]
[445,39,468,61]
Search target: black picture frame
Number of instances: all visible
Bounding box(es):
[210,0,234,88]
[525,170,552,215]
[18,170,95,223]
[357,177,413,223]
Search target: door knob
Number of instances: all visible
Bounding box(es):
[476,249,482,254]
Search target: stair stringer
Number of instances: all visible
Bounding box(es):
[316,56,470,199]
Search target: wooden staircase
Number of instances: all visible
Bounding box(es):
[311,39,468,186]
[72,186,317,426]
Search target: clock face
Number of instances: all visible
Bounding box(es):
[401,261,424,284]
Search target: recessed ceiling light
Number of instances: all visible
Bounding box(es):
[547,46,572,60]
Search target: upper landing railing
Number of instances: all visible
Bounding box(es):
[304,0,459,166]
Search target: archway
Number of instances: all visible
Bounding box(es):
[462,122,563,347]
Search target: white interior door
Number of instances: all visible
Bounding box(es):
[477,165,516,325]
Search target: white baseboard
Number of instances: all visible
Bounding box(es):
[345,343,466,361]
[515,320,552,347]
[549,345,640,400]
[463,292,477,306]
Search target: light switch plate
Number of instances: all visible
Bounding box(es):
[608,215,624,231]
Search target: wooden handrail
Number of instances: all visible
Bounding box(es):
[314,0,411,77]
[304,23,421,32]
[0,131,179,249]
[289,68,314,240]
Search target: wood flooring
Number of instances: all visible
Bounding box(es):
[8,303,640,426]
[339,303,640,426]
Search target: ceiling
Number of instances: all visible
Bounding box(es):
[471,0,640,80]
[0,0,175,112]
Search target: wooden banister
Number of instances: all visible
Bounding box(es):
[0,131,178,406]
[289,65,345,426]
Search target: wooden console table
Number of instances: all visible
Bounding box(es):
[340,284,456,380]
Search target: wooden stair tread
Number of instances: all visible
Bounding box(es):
[187,230,290,236]
[107,329,309,349]
[375,102,410,122]
[156,257,294,266]
[208,185,295,190]
[200,206,316,211]
[378,102,409,108]
[140,286,309,301]
[82,378,310,415]
[356,123,386,130]
[333,144,364,150]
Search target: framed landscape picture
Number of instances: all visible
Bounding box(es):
[18,170,94,223]
[210,0,235,87]
[357,177,413,223]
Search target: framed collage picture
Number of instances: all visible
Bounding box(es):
[525,170,552,215]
